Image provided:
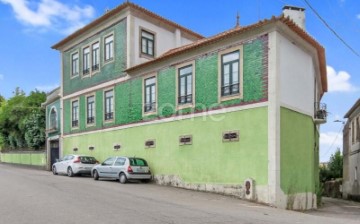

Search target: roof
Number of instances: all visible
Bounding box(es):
[52,2,203,50]
[126,15,328,93]
[344,98,360,118]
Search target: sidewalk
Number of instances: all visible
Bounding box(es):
[305,197,360,221]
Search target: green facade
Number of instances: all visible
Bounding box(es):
[280,107,318,194]
[62,19,127,96]
[63,36,268,135]
[46,98,61,138]
[63,107,269,184]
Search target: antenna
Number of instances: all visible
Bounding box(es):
[235,12,240,28]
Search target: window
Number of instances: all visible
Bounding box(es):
[102,157,116,166]
[357,117,360,142]
[179,135,192,146]
[71,52,79,77]
[104,34,114,61]
[221,50,240,97]
[178,65,193,105]
[83,47,90,75]
[104,90,114,121]
[92,42,100,71]
[141,30,155,57]
[352,121,355,144]
[114,158,126,166]
[144,77,156,113]
[87,95,95,125]
[71,100,79,128]
[49,108,57,130]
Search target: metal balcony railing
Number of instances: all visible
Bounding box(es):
[314,102,327,124]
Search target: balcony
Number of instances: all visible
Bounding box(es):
[314,102,327,124]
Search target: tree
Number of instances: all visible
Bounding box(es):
[0,88,46,150]
[328,149,343,179]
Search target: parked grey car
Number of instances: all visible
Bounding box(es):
[91,157,152,183]
[52,154,98,177]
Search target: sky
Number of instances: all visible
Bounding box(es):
[0,0,359,162]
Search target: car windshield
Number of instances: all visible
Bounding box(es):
[129,158,148,166]
[80,156,97,164]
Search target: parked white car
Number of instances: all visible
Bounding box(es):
[52,154,98,177]
[92,157,152,183]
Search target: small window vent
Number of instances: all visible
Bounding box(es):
[145,139,156,148]
[73,147,78,152]
[89,146,95,150]
[179,135,192,146]
[223,130,239,142]
[113,144,121,151]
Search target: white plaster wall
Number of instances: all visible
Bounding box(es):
[278,33,315,116]
[131,17,195,67]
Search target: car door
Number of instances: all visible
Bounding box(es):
[112,157,126,178]
[97,157,116,178]
[57,155,68,173]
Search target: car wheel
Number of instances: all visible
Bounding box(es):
[119,173,127,184]
[67,167,74,177]
[52,166,58,175]
[93,170,99,180]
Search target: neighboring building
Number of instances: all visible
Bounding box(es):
[343,98,360,201]
[42,87,61,170]
[50,2,327,209]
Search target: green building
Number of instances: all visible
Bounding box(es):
[49,3,327,209]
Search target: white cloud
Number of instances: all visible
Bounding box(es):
[0,74,4,80]
[327,65,357,92]
[357,14,360,19]
[35,84,59,93]
[0,0,95,34]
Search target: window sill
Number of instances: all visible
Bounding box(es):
[140,53,155,60]
[176,103,194,111]
[220,93,242,102]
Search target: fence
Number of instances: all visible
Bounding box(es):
[0,150,47,169]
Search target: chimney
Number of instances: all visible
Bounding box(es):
[282,6,305,30]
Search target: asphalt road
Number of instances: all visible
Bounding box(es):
[0,164,358,224]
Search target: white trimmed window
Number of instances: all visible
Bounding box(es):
[71,52,79,77]
[71,100,79,128]
[87,95,95,125]
[92,42,100,71]
[83,47,90,76]
[178,65,193,105]
[141,30,155,57]
[104,34,114,62]
[221,50,240,97]
[49,107,57,130]
[104,90,114,121]
[144,77,156,113]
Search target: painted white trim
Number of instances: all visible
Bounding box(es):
[63,76,129,100]
[48,106,58,130]
[175,61,196,110]
[103,32,115,65]
[267,31,282,207]
[85,93,96,127]
[64,102,268,138]
[142,74,158,116]
[103,88,115,124]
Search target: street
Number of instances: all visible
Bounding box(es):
[0,164,358,224]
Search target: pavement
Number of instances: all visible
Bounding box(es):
[305,196,360,221]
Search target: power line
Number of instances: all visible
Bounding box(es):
[303,0,360,58]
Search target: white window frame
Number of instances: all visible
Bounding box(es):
[71,51,79,78]
[104,33,114,64]
[82,46,90,77]
[176,61,195,110]
[140,28,156,58]
[49,106,58,130]
[218,45,244,102]
[86,94,96,127]
[142,74,157,116]
[103,88,114,123]
[71,98,79,130]
[91,40,101,75]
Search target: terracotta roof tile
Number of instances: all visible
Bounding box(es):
[127,15,327,93]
